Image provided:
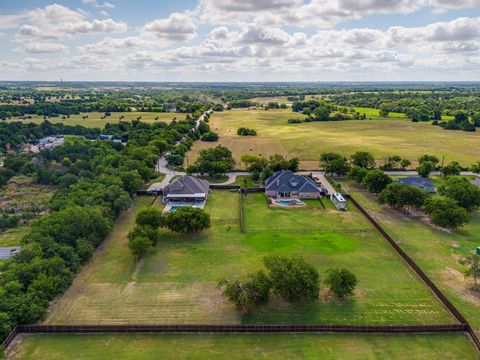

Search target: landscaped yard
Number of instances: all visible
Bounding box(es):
[45,191,453,325]
[185,109,480,169]
[343,181,480,333]
[7,112,185,128]
[10,333,479,360]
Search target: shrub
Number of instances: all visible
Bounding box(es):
[201,132,219,142]
[136,207,164,228]
[218,271,271,311]
[324,268,358,299]
[237,127,257,136]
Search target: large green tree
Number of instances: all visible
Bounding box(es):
[362,170,392,193]
[351,151,375,169]
[164,207,211,233]
[324,268,358,299]
[439,176,480,211]
[263,255,319,302]
[378,182,428,211]
[423,197,469,229]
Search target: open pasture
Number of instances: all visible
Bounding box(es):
[7,112,184,128]
[186,109,480,169]
[344,181,480,332]
[45,191,452,326]
[11,333,480,360]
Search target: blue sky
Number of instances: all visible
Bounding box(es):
[1,0,480,81]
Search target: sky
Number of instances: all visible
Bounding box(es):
[1,0,480,82]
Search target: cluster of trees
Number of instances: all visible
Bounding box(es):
[128,206,211,258]
[265,102,288,110]
[291,100,366,122]
[227,100,257,109]
[241,154,299,180]
[0,121,101,155]
[187,145,235,178]
[219,255,357,312]
[237,127,257,136]
[433,111,479,132]
[0,113,204,341]
[197,118,219,142]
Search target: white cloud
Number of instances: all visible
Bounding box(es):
[81,0,115,9]
[24,42,69,54]
[78,36,144,54]
[142,13,197,41]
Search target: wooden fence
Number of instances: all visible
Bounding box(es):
[345,193,480,351]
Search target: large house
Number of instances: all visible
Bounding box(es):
[162,176,210,208]
[265,170,320,199]
[394,176,436,193]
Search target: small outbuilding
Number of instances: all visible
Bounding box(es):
[0,246,21,260]
[472,178,480,187]
[394,176,436,193]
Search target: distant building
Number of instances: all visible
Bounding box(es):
[472,178,480,187]
[26,135,64,153]
[394,176,436,193]
[265,170,320,199]
[98,134,114,140]
[0,246,21,260]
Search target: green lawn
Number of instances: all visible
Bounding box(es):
[343,181,480,332]
[45,191,452,325]
[11,333,479,360]
[7,112,185,128]
[186,109,480,169]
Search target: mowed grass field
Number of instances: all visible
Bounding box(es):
[7,112,184,128]
[45,191,453,325]
[344,181,480,332]
[186,109,480,169]
[11,333,480,360]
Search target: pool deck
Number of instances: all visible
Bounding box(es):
[269,198,306,208]
[163,201,206,212]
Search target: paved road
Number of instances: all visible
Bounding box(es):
[154,110,211,188]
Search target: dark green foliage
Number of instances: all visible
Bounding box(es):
[439,176,480,211]
[324,268,358,299]
[362,170,392,193]
[197,121,210,135]
[440,161,461,177]
[348,166,369,183]
[164,207,211,233]
[128,235,152,259]
[460,255,480,289]
[218,271,271,311]
[237,127,257,136]
[417,161,435,178]
[201,131,219,142]
[378,182,428,210]
[263,255,320,302]
[136,207,164,228]
[325,158,350,177]
[188,145,235,177]
[351,151,375,169]
[423,197,469,229]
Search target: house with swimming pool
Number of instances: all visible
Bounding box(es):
[162,175,210,212]
[265,170,321,199]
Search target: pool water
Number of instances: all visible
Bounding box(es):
[275,199,304,206]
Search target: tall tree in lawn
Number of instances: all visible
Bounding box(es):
[417,161,435,178]
[423,197,469,229]
[164,207,211,233]
[263,255,319,302]
[324,268,358,299]
[441,161,461,177]
[378,182,428,211]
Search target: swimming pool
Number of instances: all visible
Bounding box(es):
[273,199,304,206]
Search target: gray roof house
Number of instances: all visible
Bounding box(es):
[162,176,210,209]
[265,170,320,199]
[394,177,436,193]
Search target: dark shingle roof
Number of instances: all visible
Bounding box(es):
[163,176,209,196]
[265,170,320,193]
[394,177,436,192]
